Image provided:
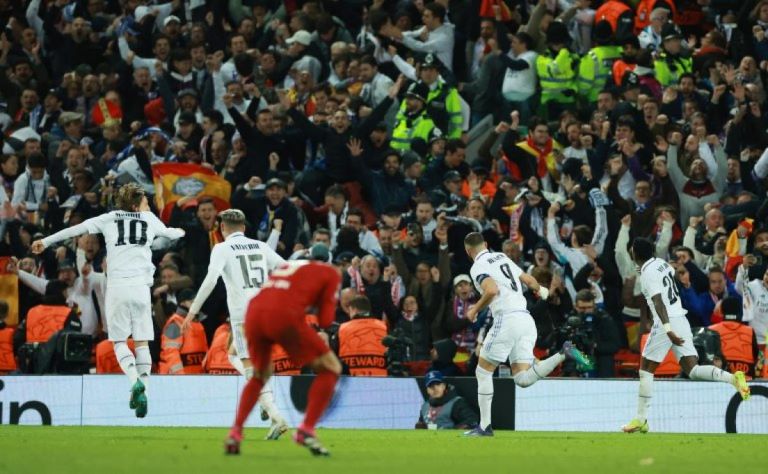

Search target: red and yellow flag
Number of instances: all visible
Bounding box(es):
[0,256,19,325]
[152,163,231,223]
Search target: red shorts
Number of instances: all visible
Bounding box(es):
[245,307,329,373]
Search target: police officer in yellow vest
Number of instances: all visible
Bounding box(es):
[578,20,623,105]
[536,21,579,120]
[397,54,463,140]
[654,23,692,87]
[334,295,388,376]
[392,82,442,152]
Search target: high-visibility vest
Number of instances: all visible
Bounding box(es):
[95,338,135,374]
[26,305,71,344]
[398,81,462,139]
[202,323,239,375]
[338,317,388,376]
[0,327,17,372]
[640,333,680,376]
[578,45,623,103]
[159,313,209,374]
[391,111,439,151]
[654,53,692,87]
[634,0,677,34]
[536,49,578,105]
[272,314,320,375]
[594,1,634,40]
[709,322,756,378]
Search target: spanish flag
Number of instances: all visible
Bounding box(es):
[152,163,231,223]
[479,0,513,22]
[0,256,19,325]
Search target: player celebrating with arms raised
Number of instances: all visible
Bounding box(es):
[182,208,289,439]
[226,245,342,457]
[31,183,185,418]
[623,237,751,433]
[462,232,593,437]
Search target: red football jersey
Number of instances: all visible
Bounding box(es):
[249,261,340,328]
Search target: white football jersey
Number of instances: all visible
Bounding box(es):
[470,250,528,316]
[42,210,184,287]
[639,257,687,321]
[201,232,285,320]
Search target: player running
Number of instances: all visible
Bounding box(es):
[183,208,289,440]
[622,237,751,433]
[462,232,593,437]
[225,246,341,457]
[31,183,185,418]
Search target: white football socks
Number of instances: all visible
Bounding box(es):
[228,354,246,377]
[636,370,653,422]
[134,345,151,389]
[114,341,138,385]
[476,366,494,430]
[688,365,733,384]
[259,387,286,425]
[513,353,566,388]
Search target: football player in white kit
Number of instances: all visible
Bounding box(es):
[462,233,593,436]
[622,237,751,433]
[182,209,289,440]
[31,183,185,418]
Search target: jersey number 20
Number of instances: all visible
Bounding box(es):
[662,272,680,305]
[500,263,519,292]
[115,219,148,246]
[237,254,265,289]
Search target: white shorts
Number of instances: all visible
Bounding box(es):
[106,284,154,342]
[232,322,249,359]
[642,317,698,363]
[480,311,537,365]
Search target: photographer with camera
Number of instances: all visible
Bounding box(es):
[556,290,621,378]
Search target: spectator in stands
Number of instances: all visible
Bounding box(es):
[415,371,477,430]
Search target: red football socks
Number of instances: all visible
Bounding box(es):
[300,371,338,432]
[233,377,265,432]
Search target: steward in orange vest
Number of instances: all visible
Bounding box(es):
[17,280,80,346]
[0,301,17,373]
[272,314,321,375]
[202,323,239,375]
[159,290,209,374]
[334,296,388,376]
[96,339,135,374]
[594,0,634,43]
[708,297,759,378]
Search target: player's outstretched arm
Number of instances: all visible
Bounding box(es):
[184,246,226,332]
[652,293,684,346]
[32,220,97,254]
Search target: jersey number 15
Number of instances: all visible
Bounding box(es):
[237,254,265,289]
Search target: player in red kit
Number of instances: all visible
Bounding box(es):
[225,244,342,456]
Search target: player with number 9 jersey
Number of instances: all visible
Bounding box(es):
[469,251,528,317]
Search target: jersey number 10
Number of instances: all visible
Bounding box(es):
[115,219,148,246]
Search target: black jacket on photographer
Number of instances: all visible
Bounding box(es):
[416,384,478,429]
[559,307,621,378]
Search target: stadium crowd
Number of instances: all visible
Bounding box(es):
[0,0,767,380]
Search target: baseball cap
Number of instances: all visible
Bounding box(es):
[58,111,84,126]
[721,297,742,321]
[309,243,330,263]
[265,178,287,190]
[178,88,198,99]
[661,23,683,42]
[333,251,355,265]
[178,111,197,126]
[424,370,445,387]
[163,15,181,27]
[453,274,472,287]
[443,170,462,182]
[286,30,312,46]
[58,259,77,272]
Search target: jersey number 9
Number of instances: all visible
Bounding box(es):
[500,263,519,292]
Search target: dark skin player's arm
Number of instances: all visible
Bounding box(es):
[651,293,684,346]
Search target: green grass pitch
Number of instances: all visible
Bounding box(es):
[1,426,766,474]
